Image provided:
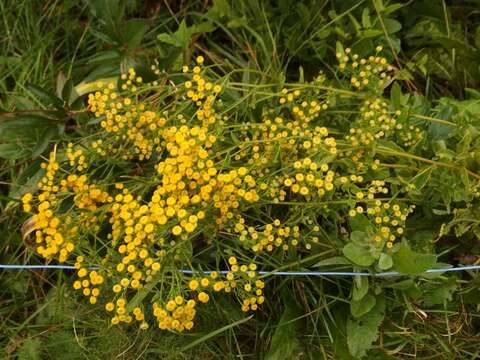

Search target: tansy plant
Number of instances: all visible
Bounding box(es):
[15,44,480,357]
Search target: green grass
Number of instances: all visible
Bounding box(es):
[1,1,480,359]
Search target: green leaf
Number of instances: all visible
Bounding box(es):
[335,41,344,57]
[350,230,369,244]
[123,19,148,49]
[265,301,302,360]
[26,83,63,108]
[157,20,214,49]
[347,295,385,358]
[227,16,247,29]
[61,79,75,104]
[352,275,369,301]
[361,29,383,38]
[378,253,393,270]
[383,18,402,34]
[348,214,374,233]
[313,256,352,267]
[87,49,121,65]
[390,82,401,109]
[343,243,376,267]
[350,293,376,318]
[386,279,415,290]
[0,143,30,160]
[209,0,230,18]
[0,115,58,142]
[383,3,405,15]
[348,13,361,33]
[361,9,371,28]
[423,278,457,307]
[392,241,437,275]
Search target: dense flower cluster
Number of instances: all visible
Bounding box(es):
[337,45,393,90]
[20,49,439,332]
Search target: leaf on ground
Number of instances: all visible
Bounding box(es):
[347,295,385,358]
[423,278,457,307]
[350,293,376,318]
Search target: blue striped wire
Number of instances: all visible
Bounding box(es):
[1,264,480,276]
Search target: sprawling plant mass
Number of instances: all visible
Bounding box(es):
[18,45,480,356]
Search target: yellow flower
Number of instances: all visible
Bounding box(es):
[198,292,210,303]
[189,279,199,291]
[172,225,182,236]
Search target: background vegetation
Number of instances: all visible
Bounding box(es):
[1,1,480,359]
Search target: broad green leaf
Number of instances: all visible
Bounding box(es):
[347,295,385,358]
[423,278,457,307]
[378,253,393,270]
[343,243,375,267]
[350,230,369,244]
[123,19,148,49]
[313,256,352,267]
[26,83,63,107]
[350,293,376,318]
[383,18,402,34]
[392,241,437,275]
[352,275,369,301]
[348,213,373,233]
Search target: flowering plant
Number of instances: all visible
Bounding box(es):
[15,45,480,357]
